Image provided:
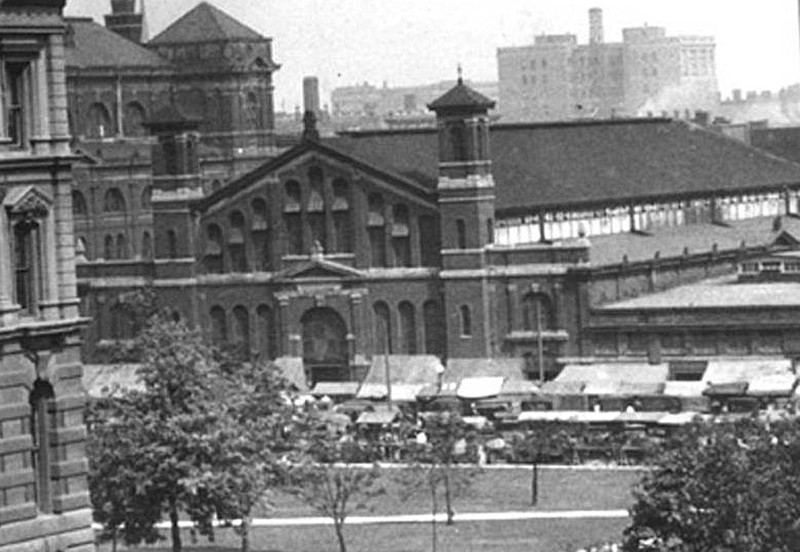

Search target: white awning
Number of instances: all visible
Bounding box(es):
[311,381,360,397]
[663,381,708,397]
[748,374,797,397]
[457,376,505,399]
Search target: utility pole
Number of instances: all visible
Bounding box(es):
[536,300,545,383]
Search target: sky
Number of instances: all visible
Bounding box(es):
[64,0,800,112]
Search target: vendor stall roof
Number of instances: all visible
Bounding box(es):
[311,381,360,397]
[457,376,505,399]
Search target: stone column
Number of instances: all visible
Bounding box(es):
[33,49,52,155]
[0,207,15,326]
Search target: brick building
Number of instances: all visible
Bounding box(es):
[497,8,718,122]
[0,1,93,551]
[76,69,800,388]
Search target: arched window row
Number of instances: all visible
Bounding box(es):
[371,299,445,357]
[201,196,275,274]
[283,167,353,256]
[208,304,279,358]
[102,232,130,260]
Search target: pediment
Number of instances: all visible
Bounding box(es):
[3,185,52,219]
[773,230,800,247]
[279,258,363,281]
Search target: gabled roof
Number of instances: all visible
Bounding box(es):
[65,18,170,69]
[332,119,800,214]
[149,2,264,45]
[427,78,495,112]
[193,137,436,214]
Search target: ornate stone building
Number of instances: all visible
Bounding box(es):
[0,1,93,551]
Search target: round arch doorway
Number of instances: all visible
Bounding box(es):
[301,307,349,384]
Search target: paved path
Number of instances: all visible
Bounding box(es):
[92,509,629,530]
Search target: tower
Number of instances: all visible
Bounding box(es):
[105,0,144,44]
[143,105,202,273]
[589,7,604,45]
[428,71,497,359]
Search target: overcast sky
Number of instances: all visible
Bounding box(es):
[64,0,800,112]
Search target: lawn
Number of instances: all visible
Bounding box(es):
[97,466,644,552]
[261,465,646,518]
[101,518,629,552]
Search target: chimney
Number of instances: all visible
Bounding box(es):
[105,0,144,44]
[589,8,604,45]
[303,76,321,118]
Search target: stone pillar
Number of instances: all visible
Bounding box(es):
[33,49,52,155]
[506,283,518,331]
[46,32,71,154]
[115,75,124,137]
[0,207,14,326]
[278,295,291,356]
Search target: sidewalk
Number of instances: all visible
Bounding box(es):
[92,508,629,530]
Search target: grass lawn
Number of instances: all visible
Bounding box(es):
[261,465,646,518]
[102,517,628,552]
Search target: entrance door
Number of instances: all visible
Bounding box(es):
[301,307,349,384]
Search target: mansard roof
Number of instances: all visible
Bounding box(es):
[333,119,800,215]
[65,17,170,69]
[149,2,265,45]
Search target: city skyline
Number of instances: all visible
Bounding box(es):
[65,0,800,113]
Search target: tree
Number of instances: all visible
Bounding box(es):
[197,348,296,552]
[511,422,574,505]
[285,420,385,552]
[87,312,227,552]
[396,411,481,552]
[623,416,800,552]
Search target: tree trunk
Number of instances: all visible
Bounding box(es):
[334,518,348,552]
[444,468,454,525]
[240,515,251,552]
[169,498,182,552]
[430,478,438,552]
[111,528,118,552]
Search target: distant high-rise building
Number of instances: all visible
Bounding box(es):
[497,9,718,122]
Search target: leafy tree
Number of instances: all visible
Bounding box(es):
[398,410,481,548]
[197,348,296,552]
[285,420,384,552]
[88,313,226,552]
[624,416,800,552]
[511,422,574,505]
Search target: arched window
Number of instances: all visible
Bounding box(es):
[392,204,411,267]
[232,305,250,355]
[103,234,114,260]
[141,231,153,260]
[210,306,227,344]
[368,193,387,267]
[72,190,87,217]
[284,180,303,255]
[167,230,178,259]
[245,91,260,130]
[29,380,56,513]
[521,293,556,331]
[419,215,439,267]
[123,102,146,137]
[332,179,352,253]
[423,300,446,357]
[460,305,472,337]
[140,186,152,210]
[449,122,468,161]
[398,301,417,354]
[257,304,278,360]
[14,221,41,315]
[116,233,127,259]
[204,224,224,273]
[211,180,222,193]
[251,198,271,271]
[87,102,112,138]
[373,301,392,354]
[103,188,126,213]
[76,236,88,259]
[456,218,466,249]
[308,166,326,251]
[228,210,248,271]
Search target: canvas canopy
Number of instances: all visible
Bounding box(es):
[457,376,505,399]
[311,381,360,397]
[747,374,797,397]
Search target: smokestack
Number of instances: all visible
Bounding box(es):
[105,0,144,44]
[589,7,604,45]
[303,76,320,117]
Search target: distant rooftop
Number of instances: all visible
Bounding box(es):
[149,1,266,45]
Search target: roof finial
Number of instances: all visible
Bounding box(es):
[457,63,463,85]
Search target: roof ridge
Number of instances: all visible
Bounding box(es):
[149,1,264,45]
